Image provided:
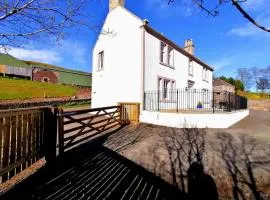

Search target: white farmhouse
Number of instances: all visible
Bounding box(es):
[91,0,249,128]
[92,0,213,109]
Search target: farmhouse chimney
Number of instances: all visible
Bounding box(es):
[184,39,194,55]
[109,0,125,11]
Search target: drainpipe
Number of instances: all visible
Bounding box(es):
[140,22,147,112]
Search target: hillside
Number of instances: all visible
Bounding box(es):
[0,77,77,100]
[237,90,270,100]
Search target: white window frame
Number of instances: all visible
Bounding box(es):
[167,46,174,67]
[160,41,166,64]
[188,59,193,76]
[98,51,104,71]
[202,67,208,81]
[158,77,176,101]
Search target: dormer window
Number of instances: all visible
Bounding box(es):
[188,59,193,76]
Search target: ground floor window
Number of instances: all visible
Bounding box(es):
[158,77,176,100]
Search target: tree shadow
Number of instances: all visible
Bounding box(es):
[147,127,218,199]
[1,125,186,200]
[215,132,270,200]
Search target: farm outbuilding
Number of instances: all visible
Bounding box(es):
[0,54,91,88]
[0,53,32,78]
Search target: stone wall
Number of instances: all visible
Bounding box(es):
[248,99,270,111]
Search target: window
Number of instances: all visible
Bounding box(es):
[163,79,170,99]
[98,51,104,70]
[187,80,195,89]
[188,59,193,76]
[160,42,166,64]
[202,68,208,81]
[158,77,176,100]
[167,46,174,67]
[42,77,50,82]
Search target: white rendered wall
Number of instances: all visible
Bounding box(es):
[144,31,213,91]
[91,7,143,108]
[140,110,249,128]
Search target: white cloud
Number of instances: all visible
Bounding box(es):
[146,0,195,17]
[0,47,62,63]
[227,23,260,37]
[0,39,88,67]
[227,15,270,37]
[242,0,266,11]
[211,57,234,72]
[227,0,270,37]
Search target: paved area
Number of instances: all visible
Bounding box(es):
[1,141,185,200]
[1,110,269,200]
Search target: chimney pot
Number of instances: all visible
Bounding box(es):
[109,0,125,11]
[184,39,195,55]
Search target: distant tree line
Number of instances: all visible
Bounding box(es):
[237,67,270,93]
[219,76,244,91]
[219,66,270,93]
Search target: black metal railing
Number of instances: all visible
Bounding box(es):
[144,89,248,113]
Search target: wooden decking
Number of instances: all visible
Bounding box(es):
[1,139,186,200]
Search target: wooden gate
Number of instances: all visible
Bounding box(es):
[57,106,129,154]
[118,102,140,123]
[0,107,57,183]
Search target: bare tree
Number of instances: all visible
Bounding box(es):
[237,68,252,90]
[0,0,98,48]
[168,0,270,33]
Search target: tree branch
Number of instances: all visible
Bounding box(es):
[231,0,270,32]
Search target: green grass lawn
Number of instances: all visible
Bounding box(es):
[0,77,77,100]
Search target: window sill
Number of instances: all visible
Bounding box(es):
[188,73,194,77]
[160,99,176,103]
[203,79,209,83]
[97,68,104,72]
[159,62,175,69]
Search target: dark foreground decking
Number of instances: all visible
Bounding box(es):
[0,139,186,200]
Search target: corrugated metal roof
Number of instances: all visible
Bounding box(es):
[24,60,91,75]
[0,54,31,68]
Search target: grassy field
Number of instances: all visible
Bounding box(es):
[0,77,77,100]
[237,90,270,100]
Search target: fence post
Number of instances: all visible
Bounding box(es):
[212,90,215,113]
[143,92,146,111]
[44,107,58,165]
[119,103,123,125]
[58,108,64,155]
[228,93,231,112]
[235,94,237,111]
[176,89,179,112]
[157,90,160,111]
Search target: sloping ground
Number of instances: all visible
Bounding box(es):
[0,78,76,100]
[0,54,30,68]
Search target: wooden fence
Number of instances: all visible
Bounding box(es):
[0,103,139,184]
[57,105,130,154]
[118,102,140,123]
[0,107,57,183]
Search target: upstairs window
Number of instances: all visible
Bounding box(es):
[160,42,166,64]
[188,59,193,76]
[202,68,208,81]
[167,46,174,67]
[98,51,104,70]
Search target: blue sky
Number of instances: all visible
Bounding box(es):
[3,0,270,78]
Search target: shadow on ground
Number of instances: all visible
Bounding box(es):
[0,132,186,200]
